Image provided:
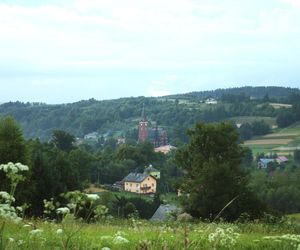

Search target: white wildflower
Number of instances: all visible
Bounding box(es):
[0,191,15,203]
[113,236,129,244]
[56,229,63,235]
[86,194,100,201]
[101,248,111,250]
[16,206,23,212]
[56,207,70,215]
[0,162,29,173]
[30,229,43,236]
[67,203,76,210]
[17,240,24,246]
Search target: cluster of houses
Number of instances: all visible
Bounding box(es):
[258,156,289,169]
[115,165,160,194]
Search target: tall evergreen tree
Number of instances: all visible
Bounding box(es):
[0,116,28,164]
[175,122,265,221]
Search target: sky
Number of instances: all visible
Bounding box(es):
[0,0,300,104]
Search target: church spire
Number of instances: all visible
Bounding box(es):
[141,103,147,121]
[138,103,148,143]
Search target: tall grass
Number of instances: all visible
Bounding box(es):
[1,218,300,249]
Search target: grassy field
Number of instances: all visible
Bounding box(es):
[244,122,300,155]
[228,116,277,127]
[269,103,292,109]
[1,218,300,249]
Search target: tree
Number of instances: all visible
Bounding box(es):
[175,122,264,221]
[0,117,28,164]
[294,149,300,163]
[276,111,295,128]
[51,130,75,152]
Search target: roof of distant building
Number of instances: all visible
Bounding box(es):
[151,204,179,221]
[154,145,176,154]
[277,156,289,162]
[145,165,159,173]
[259,158,275,164]
[122,172,155,183]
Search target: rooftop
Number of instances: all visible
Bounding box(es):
[145,165,159,173]
[122,172,154,183]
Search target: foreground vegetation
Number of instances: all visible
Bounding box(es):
[2,217,300,249]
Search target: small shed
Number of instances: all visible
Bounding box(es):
[150,204,179,221]
[276,156,289,165]
[258,158,275,169]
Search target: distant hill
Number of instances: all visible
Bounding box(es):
[167,86,300,101]
[0,86,299,142]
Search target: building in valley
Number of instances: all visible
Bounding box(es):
[138,105,168,147]
[123,172,157,194]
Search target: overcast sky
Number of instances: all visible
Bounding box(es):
[0,0,299,104]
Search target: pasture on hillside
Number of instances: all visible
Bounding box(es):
[244,122,300,155]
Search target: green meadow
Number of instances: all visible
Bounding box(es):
[2,217,300,250]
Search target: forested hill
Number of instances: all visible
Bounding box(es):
[168,86,300,101]
[0,86,299,142]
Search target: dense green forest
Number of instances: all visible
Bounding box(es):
[0,86,299,145]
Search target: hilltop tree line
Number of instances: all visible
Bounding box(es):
[0,87,299,146]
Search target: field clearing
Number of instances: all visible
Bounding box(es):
[269,103,292,109]
[85,185,108,193]
[243,122,300,154]
[228,116,276,126]
[244,139,292,145]
[262,133,299,138]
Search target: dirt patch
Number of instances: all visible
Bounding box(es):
[244,139,292,145]
[263,133,299,138]
[84,185,107,193]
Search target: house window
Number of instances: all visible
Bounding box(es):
[147,178,150,180]
[143,184,147,187]
[136,184,139,187]
[126,183,128,185]
[130,184,132,187]
[152,183,154,187]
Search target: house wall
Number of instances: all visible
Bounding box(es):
[140,176,156,194]
[124,181,141,193]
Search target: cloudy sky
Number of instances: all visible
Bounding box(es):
[0,0,299,103]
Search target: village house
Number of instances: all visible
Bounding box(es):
[123,172,157,194]
[205,98,218,105]
[258,156,289,169]
[154,145,176,154]
[276,156,289,165]
[144,165,160,179]
[258,158,275,169]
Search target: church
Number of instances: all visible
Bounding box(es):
[138,106,168,147]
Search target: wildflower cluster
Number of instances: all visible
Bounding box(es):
[43,198,57,216]
[0,162,29,173]
[0,197,21,223]
[0,162,29,224]
[263,234,300,249]
[208,227,240,249]
[101,231,129,248]
[60,191,100,215]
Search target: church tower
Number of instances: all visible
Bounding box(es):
[138,104,148,143]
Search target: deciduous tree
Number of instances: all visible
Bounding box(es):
[176,122,264,221]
